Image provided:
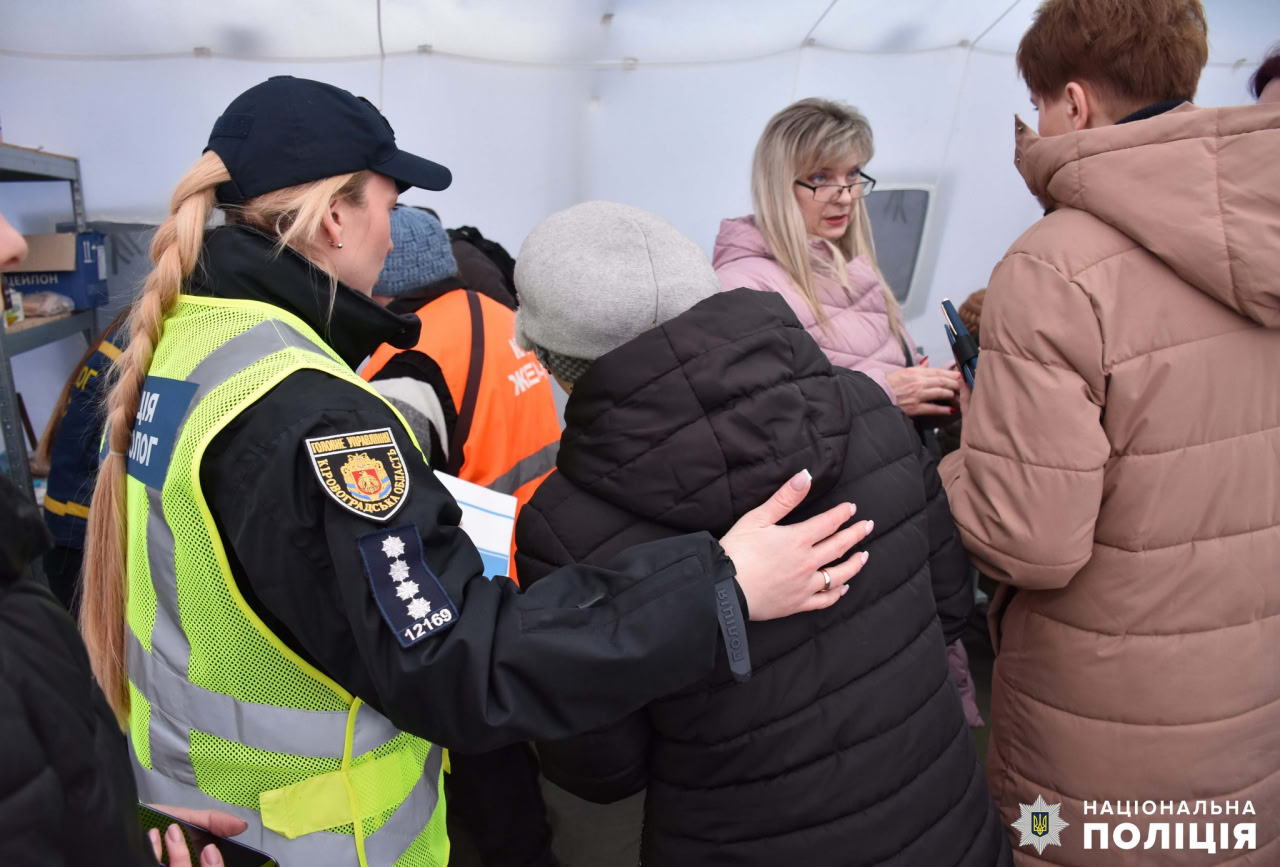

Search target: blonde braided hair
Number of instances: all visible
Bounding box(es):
[82,150,370,721]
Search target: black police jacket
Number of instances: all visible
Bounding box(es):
[190,226,738,752]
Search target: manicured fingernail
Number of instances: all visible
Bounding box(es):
[790,469,812,490]
[862,551,871,565]
[866,520,874,534]
[167,824,182,842]
[849,503,857,518]
[202,844,224,866]
[840,585,849,596]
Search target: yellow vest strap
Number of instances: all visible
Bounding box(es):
[259,748,417,839]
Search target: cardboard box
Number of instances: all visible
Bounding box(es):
[5,232,107,310]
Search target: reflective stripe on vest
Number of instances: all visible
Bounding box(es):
[131,748,444,867]
[126,296,446,867]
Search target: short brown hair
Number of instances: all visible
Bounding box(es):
[1250,44,1280,101]
[1017,0,1208,111]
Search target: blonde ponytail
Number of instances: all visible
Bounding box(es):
[81,150,372,723]
[81,151,228,720]
[750,98,905,340]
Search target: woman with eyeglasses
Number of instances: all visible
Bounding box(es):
[716,96,990,775]
[714,98,962,419]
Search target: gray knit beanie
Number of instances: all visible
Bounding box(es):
[373,207,458,297]
[514,201,720,381]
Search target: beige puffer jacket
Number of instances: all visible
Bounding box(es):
[941,102,1280,865]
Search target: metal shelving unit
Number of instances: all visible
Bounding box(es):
[0,142,93,502]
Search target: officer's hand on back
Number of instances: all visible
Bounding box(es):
[719,470,871,620]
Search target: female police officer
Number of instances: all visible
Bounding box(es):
[79,77,870,867]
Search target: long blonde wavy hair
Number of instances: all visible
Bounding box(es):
[751,98,902,335]
[81,149,371,721]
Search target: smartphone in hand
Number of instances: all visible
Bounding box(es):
[138,805,277,867]
[941,298,978,389]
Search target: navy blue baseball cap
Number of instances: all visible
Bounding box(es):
[205,76,452,205]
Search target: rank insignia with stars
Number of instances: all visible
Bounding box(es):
[357,524,459,647]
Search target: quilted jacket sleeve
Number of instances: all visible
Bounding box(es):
[512,498,575,587]
[843,355,896,405]
[919,440,972,645]
[939,251,1110,589]
[515,499,653,803]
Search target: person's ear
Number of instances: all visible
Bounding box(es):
[1064,82,1091,131]
[320,198,345,248]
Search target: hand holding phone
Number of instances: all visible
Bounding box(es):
[147,821,209,867]
[139,805,275,867]
[941,298,978,389]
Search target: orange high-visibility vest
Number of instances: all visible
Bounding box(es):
[363,289,561,583]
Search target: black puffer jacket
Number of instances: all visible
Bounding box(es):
[0,474,152,867]
[516,289,1009,866]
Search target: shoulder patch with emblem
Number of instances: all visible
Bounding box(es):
[357,523,459,647]
[305,427,410,521]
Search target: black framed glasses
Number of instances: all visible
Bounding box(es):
[794,171,876,203]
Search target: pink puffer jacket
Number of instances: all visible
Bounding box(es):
[712,215,920,404]
[942,103,1280,864]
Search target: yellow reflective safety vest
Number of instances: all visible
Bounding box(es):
[124,295,448,867]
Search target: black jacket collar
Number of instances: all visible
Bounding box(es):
[384,277,465,316]
[383,272,520,316]
[1117,99,1185,125]
[188,225,420,367]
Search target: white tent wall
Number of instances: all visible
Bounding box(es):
[0,53,585,247]
[582,53,800,248]
[0,52,586,435]
[382,53,590,242]
[0,5,1272,436]
[581,46,978,360]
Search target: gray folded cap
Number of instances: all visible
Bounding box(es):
[514,201,720,379]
